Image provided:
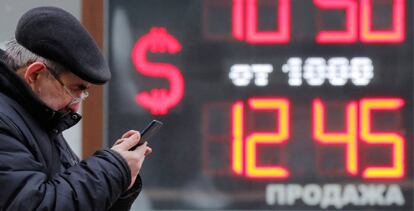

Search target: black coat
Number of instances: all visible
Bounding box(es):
[0,60,141,210]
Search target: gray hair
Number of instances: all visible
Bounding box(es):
[3,39,66,75]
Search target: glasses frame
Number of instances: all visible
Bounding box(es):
[44,64,89,104]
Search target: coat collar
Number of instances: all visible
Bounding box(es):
[0,60,81,133]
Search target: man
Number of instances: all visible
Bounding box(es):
[0,6,152,210]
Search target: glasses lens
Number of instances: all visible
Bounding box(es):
[45,63,89,102]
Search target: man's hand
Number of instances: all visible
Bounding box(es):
[111,130,152,190]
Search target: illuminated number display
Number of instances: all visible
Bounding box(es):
[107,0,413,210]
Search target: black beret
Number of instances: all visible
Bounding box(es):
[15,7,110,84]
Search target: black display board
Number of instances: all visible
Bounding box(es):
[107,0,413,210]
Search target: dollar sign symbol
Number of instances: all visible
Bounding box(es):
[131,27,184,115]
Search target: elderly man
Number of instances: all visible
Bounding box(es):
[0,6,151,210]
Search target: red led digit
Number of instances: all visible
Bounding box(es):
[360,0,405,43]
[313,99,358,175]
[245,98,290,178]
[360,98,405,179]
[314,0,358,43]
[231,101,244,175]
[245,0,290,44]
[232,0,245,40]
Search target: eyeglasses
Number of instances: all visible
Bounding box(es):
[44,64,89,104]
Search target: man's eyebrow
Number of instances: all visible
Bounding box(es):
[77,84,89,90]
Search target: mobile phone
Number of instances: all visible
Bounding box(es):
[129,120,163,151]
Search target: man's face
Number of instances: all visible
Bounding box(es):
[23,62,91,113]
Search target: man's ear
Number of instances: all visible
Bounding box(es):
[24,62,46,84]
